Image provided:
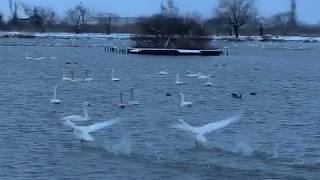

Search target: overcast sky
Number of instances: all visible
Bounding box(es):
[0,0,318,24]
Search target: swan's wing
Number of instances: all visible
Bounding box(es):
[173,119,196,133]
[63,119,80,130]
[61,115,85,122]
[199,115,241,135]
[86,118,121,133]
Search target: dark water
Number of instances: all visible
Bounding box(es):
[0,38,319,180]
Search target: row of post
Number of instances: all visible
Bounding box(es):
[104,46,129,54]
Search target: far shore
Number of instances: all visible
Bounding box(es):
[0,31,319,43]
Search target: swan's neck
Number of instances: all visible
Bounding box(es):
[53,87,57,99]
[130,90,134,100]
[180,94,185,103]
[71,71,74,79]
[112,69,115,78]
[84,107,89,120]
[176,73,180,82]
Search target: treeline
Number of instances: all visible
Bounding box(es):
[0,0,319,37]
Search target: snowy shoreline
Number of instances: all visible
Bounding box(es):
[0,31,319,43]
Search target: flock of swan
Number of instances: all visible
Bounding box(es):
[50,64,242,149]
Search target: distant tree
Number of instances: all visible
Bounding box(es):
[0,12,3,25]
[289,0,297,26]
[132,0,211,49]
[215,0,257,38]
[22,4,57,31]
[160,0,179,17]
[8,0,19,25]
[95,13,117,34]
[65,3,91,33]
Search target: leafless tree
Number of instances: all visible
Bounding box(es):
[161,0,179,17]
[65,3,91,34]
[8,0,19,25]
[215,0,257,38]
[95,13,117,34]
[22,3,58,31]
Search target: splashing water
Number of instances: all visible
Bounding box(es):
[233,141,256,156]
[105,135,132,155]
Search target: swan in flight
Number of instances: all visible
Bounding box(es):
[84,71,93,81]
[111,69,120,81]
[159,69,169,75]
[128,89,139,105]
[63,118,121,146]
[180,92,193,107]
[50,85,61,104]
[62,69,72,81]
[61,102,91,122]
[173,115,241,148]
[175,73,183,85]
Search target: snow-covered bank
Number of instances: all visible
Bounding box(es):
[212,35,320,43]
[0,31,319,43]
[0,31,133,40]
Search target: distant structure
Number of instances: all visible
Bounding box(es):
[289,0,297,26]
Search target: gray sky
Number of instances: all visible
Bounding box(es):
[0,0,319,24]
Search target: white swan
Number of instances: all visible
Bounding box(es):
[185,71,199,78]
[50,85,61,104]
[197,73,209,79]
[118,92,127,108]
[25,52,46,60]
[180,92,193,107]
[173,115,241,148]
[111,69,120,81]
[61,102,91,122]
[62,69,72,81]
[205,77,213,86]
[84,71,93,81]
[25,52,33,60]
[63,118,121,145]
[128,89,139,105]
[175,73,183,85]
[159,69,169,75]
[70,71,82,83]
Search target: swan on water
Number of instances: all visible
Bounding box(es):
[175,73,183,85]
[62,69,72,81]
[84,71,93,81]
[205,76,213,86]
[173,115,241,148]
[118,92,127,108]
[50,85,61,104]
[159,69,169,75]
[63,118,121,146]
[70,71,82,83]
[179,92,193,107]
[128,89,139,105]
[61,102,91,122]
[111,69,120,81]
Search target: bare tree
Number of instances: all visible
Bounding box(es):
[161,0,179,17]
[8,0,19,25]
[65,3,91,34]
[216,0,257,38]
[289,0,297,26]
[95,13,117,34]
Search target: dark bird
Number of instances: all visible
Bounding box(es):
[250,92,257,96]
[166,92,172,97]
[231,93,242,99]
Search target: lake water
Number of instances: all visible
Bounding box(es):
[0,37,319,179]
